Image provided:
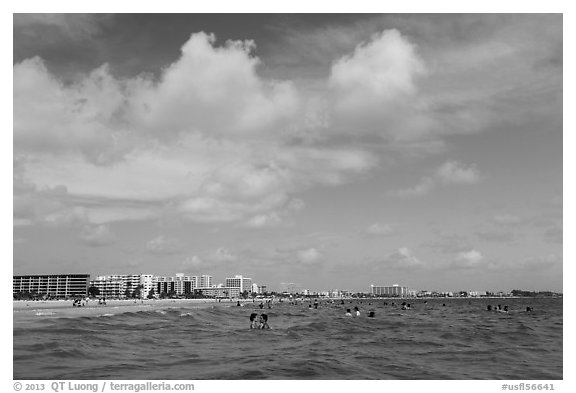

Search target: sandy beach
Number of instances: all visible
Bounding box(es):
[13,298,254,319]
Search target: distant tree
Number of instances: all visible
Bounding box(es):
[159,291,168,299]
[147,288,155,299]
[124,289,132,299]
[167,290,177,298]
[133,284,144,299]
[88,286,100,297]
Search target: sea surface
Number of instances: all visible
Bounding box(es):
[13,298,562,380]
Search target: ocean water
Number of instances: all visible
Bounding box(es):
[13,298,562,380]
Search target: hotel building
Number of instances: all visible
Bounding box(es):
[13,274,90,298]
[225,275,253,293]
[370,284,409,297]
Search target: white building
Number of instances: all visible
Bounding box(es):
[225,275,253,293]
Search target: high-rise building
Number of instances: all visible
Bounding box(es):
[140,274,155,298]
[14,274,90,298]
[226,275,253,293]
[199,275,212,288]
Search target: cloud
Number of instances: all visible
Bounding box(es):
[365,223,395,236]
[297,248,323,264]
[14,14,109,40]
[146,235,184,255]
[78,224,114,247]
[378,247,424,269]
[328,29,431,141]
[14,31,378,226]
[179,255,207,271]
[454,249,484,268]
[390,160,481,196]
[435,161,481,184]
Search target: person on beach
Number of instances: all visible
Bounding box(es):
[259,314,270,329]
[259,303,264,309]
[250,313,259,329]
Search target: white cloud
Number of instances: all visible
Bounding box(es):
[297,248,323,264]
[14,31,379,226]
[78,224,114,247]
[435,161,481,184]
[146,235,184,255]
[328,30,431,141]
[390,160,481,196]
[379,247,424,269]
[454,249,484,268]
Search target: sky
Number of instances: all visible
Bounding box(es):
[12,14,563,293]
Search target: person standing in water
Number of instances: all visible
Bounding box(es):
[249,313,259,329]
[259,314,270,329]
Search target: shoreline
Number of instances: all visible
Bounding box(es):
[13,298,258,320]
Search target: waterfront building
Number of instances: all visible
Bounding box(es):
[90,276,125,298]
[370,284,409,297]
[140,274,155,298]
[225,275,253,293]
[14,274,90,298]
[199,275,212,288]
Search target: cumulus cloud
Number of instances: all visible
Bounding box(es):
[328,30,431,141]
[14,31,380,226]
[390,160,481,196]
[78,224,114,247]
[146,235,184,255]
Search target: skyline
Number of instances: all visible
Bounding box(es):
[13,14,563,293]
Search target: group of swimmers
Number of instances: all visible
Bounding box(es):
[249,312,270,329]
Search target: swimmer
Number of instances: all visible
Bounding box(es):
[354,306,360,317]
[487,305,492,311]
[249,313,259,329]
[259,314,270,329]
[526,306,533,312]
[503,305,509,312]
[368,311,375,318]
[345,309,352,317]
